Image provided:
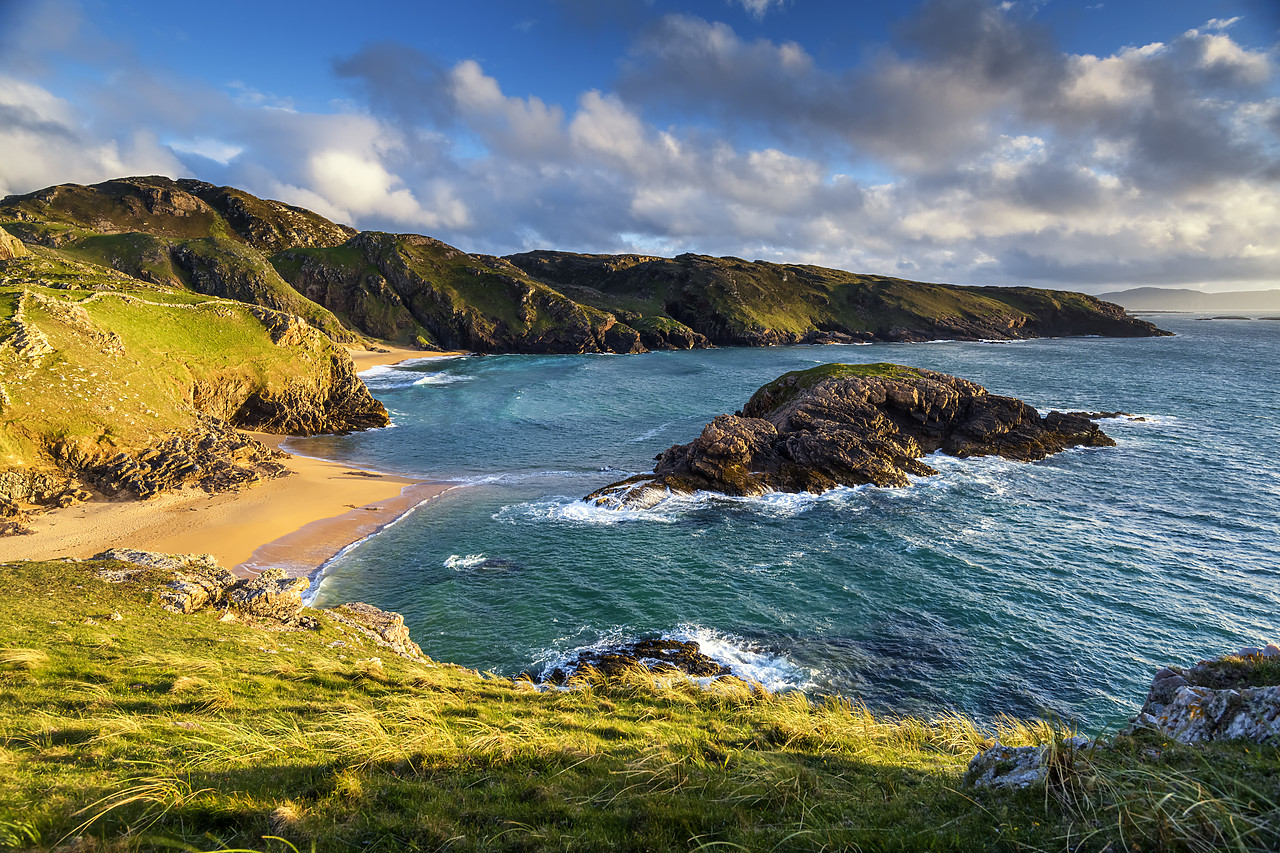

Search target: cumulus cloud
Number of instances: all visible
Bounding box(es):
[1,0,1277,292]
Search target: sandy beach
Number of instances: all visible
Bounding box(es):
[0,346,465,578]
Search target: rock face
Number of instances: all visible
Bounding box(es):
[538,639,733,685]
[587,363,1116,508]
[1126,645,1280,744]
[0,225,29,259]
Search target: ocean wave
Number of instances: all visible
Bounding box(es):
[449,469,601,487]
[413,372,471,386]
[532,625,815,693]
[358,362,470,391]
[444,553,488,569]
[631,421,673,443]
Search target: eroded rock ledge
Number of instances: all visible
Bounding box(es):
[93,548,426,660]
[587,363,1116,508]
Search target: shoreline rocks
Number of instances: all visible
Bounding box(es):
[587,363,1116,508]
[534,638,735,686]
[92,549,426,659]
[1125,645,1280,744]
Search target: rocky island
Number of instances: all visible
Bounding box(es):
[587,362,1115,508]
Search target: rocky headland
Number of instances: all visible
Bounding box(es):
[587,362,1115,508]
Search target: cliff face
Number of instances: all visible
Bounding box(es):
[587,363,1115,508]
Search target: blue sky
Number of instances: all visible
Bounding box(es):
[2,0,1278,292]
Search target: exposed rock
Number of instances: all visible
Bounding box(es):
[82,420,290,500]
[328,602,425,659]
[0,225,30,260]
[225,568,310,624]
[587,363,1116,507]
[538,638,733,685]
[1126,646,1280,744]
[963,737,1094,789]
[93,548,235,613]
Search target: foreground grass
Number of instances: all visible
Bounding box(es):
[1,559,1277,852]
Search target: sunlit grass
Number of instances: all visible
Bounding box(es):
[1,557,1277,851]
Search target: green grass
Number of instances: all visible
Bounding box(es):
[0,250,356,469]
[744,362,927,414]
[1,558,1277,852]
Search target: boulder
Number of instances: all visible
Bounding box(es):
[963,737,1094,790]
[1126,646,1280,744]
[587,363,1116,507]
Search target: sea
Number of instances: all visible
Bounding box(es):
[293,315,1280,733]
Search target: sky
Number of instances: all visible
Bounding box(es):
[1,0,1278,293]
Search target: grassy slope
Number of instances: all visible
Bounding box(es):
[2,559,1277,852]
[0,248,351,469]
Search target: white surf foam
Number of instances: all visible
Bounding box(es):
[444,554,488,570]
[532,625,816,693]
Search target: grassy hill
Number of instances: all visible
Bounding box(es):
[3,177,1168,358]
[1,556,1277,851]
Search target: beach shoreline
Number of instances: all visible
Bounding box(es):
[0,346,466,579]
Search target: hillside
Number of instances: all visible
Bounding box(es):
[2,177,1168,358]
[1096,286,1280,313]
[0,175,1168,523]
[2,554,1277,851]
[509,250,1170,345]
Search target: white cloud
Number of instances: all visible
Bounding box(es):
[733,0,786,20]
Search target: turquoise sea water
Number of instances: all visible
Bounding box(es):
[296,316,1280,732]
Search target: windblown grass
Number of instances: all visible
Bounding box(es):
[1,557,1277,851]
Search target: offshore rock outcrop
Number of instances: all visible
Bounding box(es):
[537,639,735,686]
[587,363,1115,508]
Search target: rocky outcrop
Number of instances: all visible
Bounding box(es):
[0,225,29,259]
[1125,645,1280,744]
[225,568,311,624]
[93,550,428,657]
[587,363,1116,508]
[73,419,290,500]
[328,602,425,659]
[537,639,733,685]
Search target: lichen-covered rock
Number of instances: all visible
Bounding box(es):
[963,737,1094,789]
[93,548,235,613]
[328,602,425,659]
[1126,646,1280,744]
[225,568,309,623]
[587,363,1116,507]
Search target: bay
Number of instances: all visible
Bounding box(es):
[296,316,1280,732]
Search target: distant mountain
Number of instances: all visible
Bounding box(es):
[1096,287,1280,313]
